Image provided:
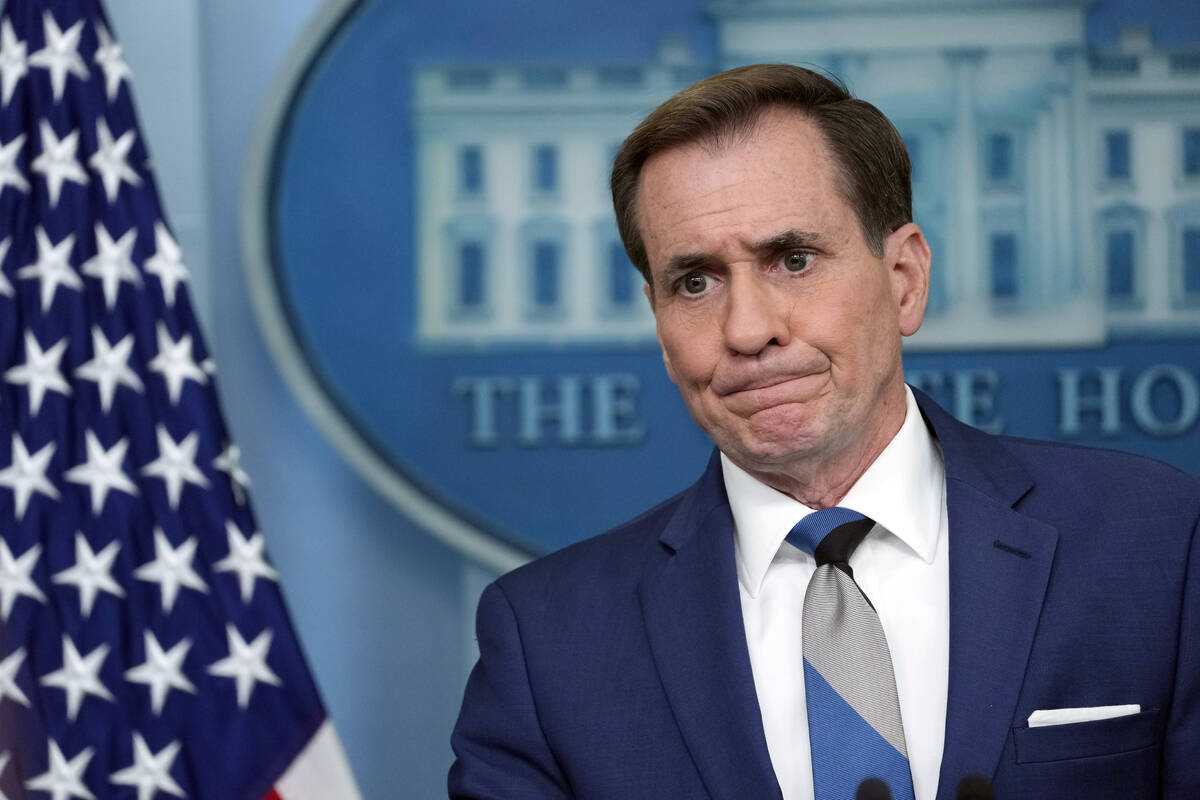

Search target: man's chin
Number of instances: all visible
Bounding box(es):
[716,428,829,473]
[694,402,833,461]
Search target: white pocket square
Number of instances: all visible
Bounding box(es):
[1027,704,1141,728]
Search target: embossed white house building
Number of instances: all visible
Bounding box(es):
[412,0,1200,349]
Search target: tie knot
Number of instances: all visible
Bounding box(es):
[785,507,875,566]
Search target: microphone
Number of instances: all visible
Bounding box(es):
[955,774,995,800]
[855,778,893,800]
[853,774,994,800]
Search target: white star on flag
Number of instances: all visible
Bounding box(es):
[16,226,81,311]
[144,221,189,306]
[88,117,140,202]
[148,321,207,405]
[0,540,45,621]
[133,528,208,613]
[213,443,251,504]
[0,238,12,297]
[215,521,278,603]
[74,326,144,413]
[24,740,95,800]
[92,24,130,102]
[0,433,59,521]
[26,11,87,102]
[30,120,87,207]
[81,222,140,308]
[124,631,196,716]
[0,18,26,106]
[64,430,139,514]
[51,532,125,617]
[0,133,28,194]
[109,734,186,800]
[140,426,209,509]
[4,329,71,415]
[207,624,282,709]
[39,636,114,722]
[0,647,31,708]
[0,749,10,800]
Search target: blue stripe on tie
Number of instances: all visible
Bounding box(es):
[803,658,915,800]
[786,507,868,556]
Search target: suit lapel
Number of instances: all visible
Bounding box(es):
[916,394,1058,798]
[636,395,1058,799]
[638,453,782,800]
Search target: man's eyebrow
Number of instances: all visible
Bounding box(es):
[751,229,824,252]
[662,252,718,279]
[658,230,824,281]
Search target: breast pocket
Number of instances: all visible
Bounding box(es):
[1011,710,1160,798]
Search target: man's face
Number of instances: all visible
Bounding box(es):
[637,108,929,484]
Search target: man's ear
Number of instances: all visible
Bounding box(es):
[886,222,931,337]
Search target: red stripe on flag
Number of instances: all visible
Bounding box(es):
[261,790,283,800]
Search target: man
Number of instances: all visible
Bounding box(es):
[448,64,1200,799]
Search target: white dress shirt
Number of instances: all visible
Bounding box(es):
[724,386,949,800]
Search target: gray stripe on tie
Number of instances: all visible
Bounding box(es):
[803,565,908,756]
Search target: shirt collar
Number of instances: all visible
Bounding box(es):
[725,385,945,598]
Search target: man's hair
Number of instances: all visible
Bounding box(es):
[610,63,912,284]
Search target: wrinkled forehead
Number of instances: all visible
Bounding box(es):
[637,108,842,208]
[635,110,845,257]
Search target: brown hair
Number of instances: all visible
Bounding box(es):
[610,63,911,283]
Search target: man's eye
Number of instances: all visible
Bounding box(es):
[681,274,710,294]
[782,251,812,272]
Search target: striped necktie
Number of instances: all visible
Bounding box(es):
[786,507,915,800]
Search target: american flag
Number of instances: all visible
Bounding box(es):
[0,0,361,798]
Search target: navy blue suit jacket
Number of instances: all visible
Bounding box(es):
[449,392,1200,799]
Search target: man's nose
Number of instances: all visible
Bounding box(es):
[722,272,790,355]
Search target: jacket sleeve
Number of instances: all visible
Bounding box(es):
[448,581,572,800]
[1163,502,1200,798]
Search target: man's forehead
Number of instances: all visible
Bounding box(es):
[637,111,835,211]
[642,106,827,172]
[636,113,842,259]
